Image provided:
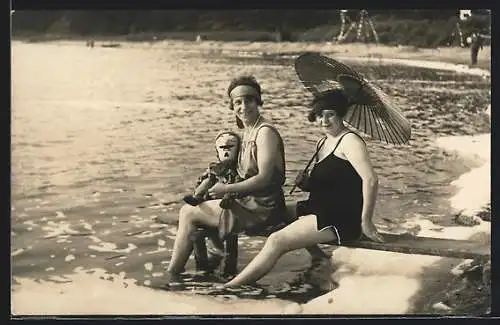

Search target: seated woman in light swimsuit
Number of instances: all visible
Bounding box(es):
[166,75,328,281]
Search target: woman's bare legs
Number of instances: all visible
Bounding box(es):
[284,202,330,260]
[167,199,223,274]
[224,214,336,287]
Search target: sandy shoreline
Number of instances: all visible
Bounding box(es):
[13,39,491,71]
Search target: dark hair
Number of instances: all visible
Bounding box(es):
[235,116,244,129]
[227,75,263,129]
[307,89,350,122]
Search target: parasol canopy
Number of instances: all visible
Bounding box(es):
[294,52,412,145]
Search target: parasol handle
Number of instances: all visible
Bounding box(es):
[289,136,327,195]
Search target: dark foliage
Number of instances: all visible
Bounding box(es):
[11,10,491,48]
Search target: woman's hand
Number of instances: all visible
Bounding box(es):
[208,182,229,198]
[361,221,385,242]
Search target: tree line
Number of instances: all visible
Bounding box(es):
[10,10,467,34]
[11,10,490,47]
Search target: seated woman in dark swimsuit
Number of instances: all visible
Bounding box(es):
[224,88,384,287]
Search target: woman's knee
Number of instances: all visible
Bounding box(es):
[179,204,197,224]
[265,230,290,252]
[179,202,221,228]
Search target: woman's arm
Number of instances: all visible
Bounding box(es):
[341,134,384,242]
[209,127,280,196]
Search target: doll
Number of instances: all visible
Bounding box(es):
[183,131,241,209]
[183,131,242,276]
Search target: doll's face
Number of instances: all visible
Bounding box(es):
[215,133,239,162]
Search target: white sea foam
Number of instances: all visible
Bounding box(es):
[11,217,490,315]
[42,220,95,239]
[298,218,490,315]
[434,110,490,217]
[87,235,138,254]
[12,268,288,315]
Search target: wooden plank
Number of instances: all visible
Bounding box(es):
[198,224,490,260]
[341,233,490,259]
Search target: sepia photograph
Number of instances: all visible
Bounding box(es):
[10,8,491,317]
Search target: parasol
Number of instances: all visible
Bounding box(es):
[294,52,412,145]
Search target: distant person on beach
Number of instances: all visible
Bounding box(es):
[224,88,384,287]
[470,32,484,66]
[166,75,328,281]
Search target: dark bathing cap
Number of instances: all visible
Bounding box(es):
[308,89,350,122]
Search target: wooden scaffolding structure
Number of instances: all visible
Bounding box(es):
[336,10,379,44]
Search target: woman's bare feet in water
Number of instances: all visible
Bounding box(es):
[362,221,385,242]
[308,257,337,292]
[222,279,238,288]
[164,271,183,288]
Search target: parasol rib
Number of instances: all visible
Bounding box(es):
[364,105,381,139]
[354,104,363,136]
[371,83,410,143]
[365,106,372,135]
[374,84,410,133]
[383,104,410,144]
[370,105,384,143]
[377,103,399,144]
[386,110,408,144]
[382,104,405,145]
[374,105,390,144]
[364,104,373,140]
